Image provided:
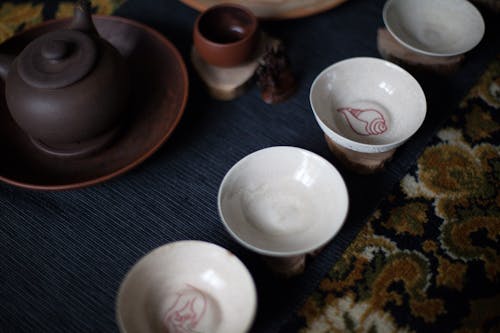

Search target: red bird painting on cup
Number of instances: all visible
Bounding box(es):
[337,107,388,136]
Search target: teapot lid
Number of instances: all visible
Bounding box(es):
[17,29,97,89]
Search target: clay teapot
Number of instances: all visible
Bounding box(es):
[0,0,129,157]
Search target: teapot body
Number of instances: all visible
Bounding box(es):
[6,38,129,146]
[0,0,130,157]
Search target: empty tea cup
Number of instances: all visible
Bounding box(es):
[218,146,349,276]
[193,3,259,67]
[116,241,257,333]
[383,0,484,57]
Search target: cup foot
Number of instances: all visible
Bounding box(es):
[377,28,465,75]
[325,134,396,174]
[262,244,327,278]
[263,255,306,278]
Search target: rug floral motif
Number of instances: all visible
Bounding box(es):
[0,0,125,44]
[299,58,500,332]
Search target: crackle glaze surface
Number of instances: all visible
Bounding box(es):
[310,57,426,153]
[218,146,349,256]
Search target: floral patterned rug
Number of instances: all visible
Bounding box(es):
[0,0,124,44]
[298,58,500,332]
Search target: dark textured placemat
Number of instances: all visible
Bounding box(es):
[0,0,499,332]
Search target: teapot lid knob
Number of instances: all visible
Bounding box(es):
[17,30,97,89]
[41,39,70,61]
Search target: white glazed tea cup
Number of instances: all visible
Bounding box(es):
[310,57,426,154]
[116,240,257,333]
[218,146,349,259]
[383,0,484,57]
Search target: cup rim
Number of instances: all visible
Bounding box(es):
[218,146,349,257]
[310,57,427,153]
[382,0,485,57]
[194,3,258,49]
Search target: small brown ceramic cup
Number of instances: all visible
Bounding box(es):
[193,3,259,67]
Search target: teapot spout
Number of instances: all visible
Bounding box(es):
[0,54,14,81]
[69,0,98,34]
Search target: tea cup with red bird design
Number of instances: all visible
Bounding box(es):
[310,57,426,154]
[116,241,257,333]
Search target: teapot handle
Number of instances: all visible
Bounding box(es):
[69,0,98,35]
[0,54,14,81]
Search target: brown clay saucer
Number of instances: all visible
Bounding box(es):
[0,16,189,190]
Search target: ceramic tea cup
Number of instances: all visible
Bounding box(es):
[310,57,426,157]
[218,146,349,275]
[383,0,484,57]
[116,241,257,333]
[193,3,259,67]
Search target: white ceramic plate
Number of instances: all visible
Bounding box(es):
[218,146,349,257]
[383,0,484,57]
[310,57,426,153]
[116,241,257,333]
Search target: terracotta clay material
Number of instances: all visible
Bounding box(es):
[0,16,188,190]
[193,3,259,68]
